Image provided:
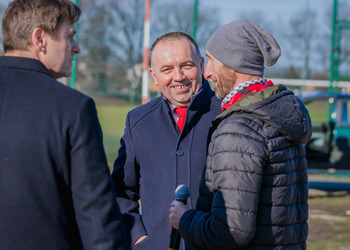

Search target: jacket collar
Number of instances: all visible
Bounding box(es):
[188,79,219,110]
[221,79,273,110]
[0,56,52,77]
[213,84,288,125]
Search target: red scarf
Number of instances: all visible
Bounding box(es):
[222,80,274,111]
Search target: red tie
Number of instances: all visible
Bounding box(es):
[175,107,187,132]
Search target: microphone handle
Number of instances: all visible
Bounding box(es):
[168,199,187,250]
[168,228,181,250]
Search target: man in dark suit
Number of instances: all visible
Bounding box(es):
[112,32,222,249]
[0,0,128,249]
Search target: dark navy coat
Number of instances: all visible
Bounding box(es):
[0,56,128,250]
[112,81,221,250]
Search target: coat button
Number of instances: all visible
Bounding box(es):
[176,150,184,156]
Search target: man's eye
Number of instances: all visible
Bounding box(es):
[183,65,192,70]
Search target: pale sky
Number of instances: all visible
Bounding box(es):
[202,0,332,25]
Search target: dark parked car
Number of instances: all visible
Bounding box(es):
[299,92,350,170]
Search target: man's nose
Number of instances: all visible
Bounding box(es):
[204,65,212,80]
[173,68,185,81]
[72,40,81,54]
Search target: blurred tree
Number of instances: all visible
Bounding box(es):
[334,0,350,79]
[77,0,220,101]
[284,66,301,79]
[284,0,350,80]
[107,0,144,71]
[78,0,120,94]
[236,2,350,81]
[284,7,318,79]
[0,1,8,54]
[152,0,220,49]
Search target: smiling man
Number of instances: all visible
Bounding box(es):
[149,35,203,107]
[112,32,221,249]
[0,0,127,249]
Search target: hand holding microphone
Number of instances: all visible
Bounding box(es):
[169,184,190,250]
[169,200,188,229]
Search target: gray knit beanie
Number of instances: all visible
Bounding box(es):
[206,19,281,76]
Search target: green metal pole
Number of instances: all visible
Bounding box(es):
[70,0,79,89]
[329,0,337,94]
[328,0,338,122]
[192,0,198,40]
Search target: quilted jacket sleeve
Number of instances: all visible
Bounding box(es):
[179,118,269,249]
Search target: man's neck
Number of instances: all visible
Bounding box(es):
[233,72,262,89]
[5,49,38,60]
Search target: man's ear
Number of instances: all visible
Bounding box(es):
[200,57,204,74]
[149,67,158,86]
[31,27,47,53]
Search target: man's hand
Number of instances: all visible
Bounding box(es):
[133,235,147,245]
[169,200,189,229]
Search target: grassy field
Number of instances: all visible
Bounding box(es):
[96,104,137,167]
[96,103,350,249]
[308,188,350,249]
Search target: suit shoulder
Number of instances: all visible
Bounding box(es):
[126,97,165,126]
[54,80,89,99]
[45,78,91,104]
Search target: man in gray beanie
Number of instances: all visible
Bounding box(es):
[169,19,312,249]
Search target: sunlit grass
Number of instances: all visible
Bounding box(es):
[96,104,138,167]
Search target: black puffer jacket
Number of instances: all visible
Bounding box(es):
[179,84,312,249]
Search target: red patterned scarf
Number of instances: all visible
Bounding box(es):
[221,79,274,111]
